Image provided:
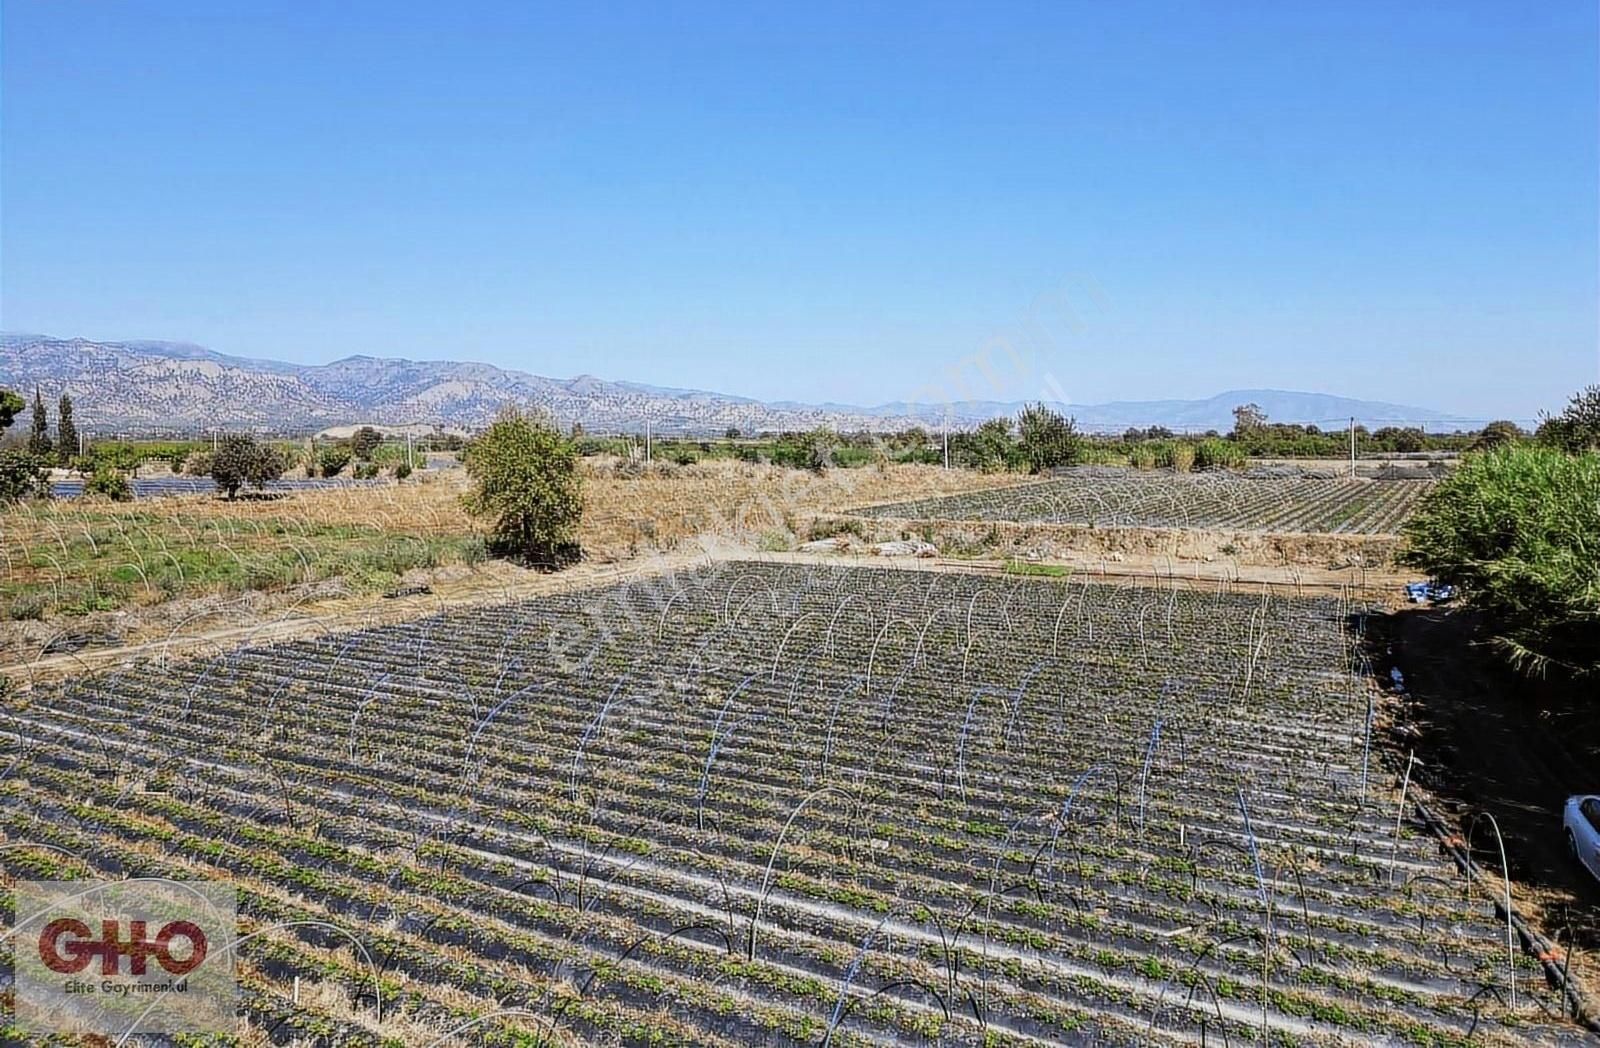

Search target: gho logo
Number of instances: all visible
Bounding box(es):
[38,917,209,976]
[12,879,236,1036]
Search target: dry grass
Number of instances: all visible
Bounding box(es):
[4,459,1015,557]
[0,462,1012,662]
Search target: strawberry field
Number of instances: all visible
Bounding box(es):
[2,561,1587,1046]
[855,473,1434,535]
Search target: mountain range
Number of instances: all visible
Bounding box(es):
[0,333,1478,436]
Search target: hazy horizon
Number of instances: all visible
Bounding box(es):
[3,2,1596,418]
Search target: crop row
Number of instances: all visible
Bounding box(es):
[1,561,1581,1045]
[853,472,1434,534]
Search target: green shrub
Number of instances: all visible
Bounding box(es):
[319,445,352,478]
[1401,444,1600,679]
[1193,438,1245,471]
[831,446,872,468]
[352,461,380,480]
[806,517,866,541]
[7,593,46,621]
[1168,443,1196,472]
[86,468,133,501]
[462,408,582,565]
[393,462,413,480]
[0,450,50,504]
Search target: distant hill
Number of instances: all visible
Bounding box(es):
[0,333,1479,436]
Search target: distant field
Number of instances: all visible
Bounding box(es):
[1,462,1013,639]
[855,471,1434,535]
[48,474,387,499]
[1,562,1571,1044]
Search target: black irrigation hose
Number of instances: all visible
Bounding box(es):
[1411,798,1600,1033]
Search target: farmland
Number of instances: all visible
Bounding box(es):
[856,472,1434,535]
[2,561,1584,1045]
[0,462,1017,657]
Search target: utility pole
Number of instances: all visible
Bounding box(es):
[406,431,414,470]
[1349,417,1356,478]
[942,413,950,469]
[212,427,218,452]
[644,418,652,463]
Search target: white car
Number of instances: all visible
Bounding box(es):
[1564,795,1600,883]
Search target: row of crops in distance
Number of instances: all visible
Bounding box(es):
[1,562,1583,1046]
[854,472,1434,535]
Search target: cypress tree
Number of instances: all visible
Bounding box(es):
[56,393,78,467]
[27,388,52,458]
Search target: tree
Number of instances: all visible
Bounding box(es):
[1373,426,1426,453]
[85,467,132,501]
[1472,420,1523,451]
[1016,403,1081,473]
[1402,444,1599,680]
[462,408,582,564]
[1536,385,1600,453]
[351,426,382,461]
[802,427,836,473]
[971,418,1017,472]
[0,389,23,432]
[56,394,78,467]
[0,451,49,503]
[724,426,741,440]
[211,434,285,499]
[28,388,52,458]
[1231,403,1267,436]
[319,445,352,477]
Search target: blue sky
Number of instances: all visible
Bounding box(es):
[2,1,1595,419]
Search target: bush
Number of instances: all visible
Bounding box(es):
[802,428,836,473]
[0,450,50,504]
[212,435,286,498]
[319,445,352,478]
[1536,385,1600,453]
[1193,438,1245,471]
[7,592,46,621]
[966,418,1019,473]
[86,468,133,501]
[1017,403,1082,473]
[1471,420,1523,451]
[462,408,582,565]
[1168,443,1196,472]
[352,461,380,480]
[393,462,413,480]
[351,426,382,461]
[1401,444,1600,679]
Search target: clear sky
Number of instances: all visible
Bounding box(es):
[2,1,1595,419]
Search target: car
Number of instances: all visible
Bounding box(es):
[1563,795,1600,883]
